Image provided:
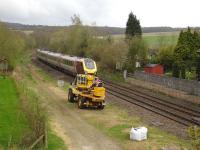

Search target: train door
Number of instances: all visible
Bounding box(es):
[76,61,84,74]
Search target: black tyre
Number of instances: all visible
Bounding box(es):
[68,89,74,102]
[77,97,84,109]
[98,104,105,110]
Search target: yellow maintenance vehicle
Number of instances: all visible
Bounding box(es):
[67,58,106,109]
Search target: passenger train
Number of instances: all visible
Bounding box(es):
[36,49,97,75]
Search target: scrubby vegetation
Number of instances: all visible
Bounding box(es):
[0,23,26,69]
[13,64,66,149]
[188,126,200,150]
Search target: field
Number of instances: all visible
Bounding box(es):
[112,32,179,48]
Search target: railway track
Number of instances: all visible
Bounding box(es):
[104,80,200,127]
[35,59,200,127]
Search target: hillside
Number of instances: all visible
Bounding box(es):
[4,22,200,36]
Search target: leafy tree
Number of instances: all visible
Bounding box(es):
[125,12,142,39]
[173,27,200,79]
[32,30,51,48]
[125,38,147,72]
[49,15,90,57]
[158,46,174,72]
[172,62,180,78]
[125,12,146,72]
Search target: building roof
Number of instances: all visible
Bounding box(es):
[145,64,161,68]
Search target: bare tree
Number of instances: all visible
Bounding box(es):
[71,14,82,25]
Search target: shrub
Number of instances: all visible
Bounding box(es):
[188,126,200,150]
[0,23,25,69]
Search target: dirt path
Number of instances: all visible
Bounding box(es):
[30,66,122,150]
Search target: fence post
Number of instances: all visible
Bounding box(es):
[123,70,127,80]
[44,122,48,149]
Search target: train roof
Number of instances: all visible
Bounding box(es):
[37,49,83,62]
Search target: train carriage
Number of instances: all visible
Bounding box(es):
[37,49,97,75]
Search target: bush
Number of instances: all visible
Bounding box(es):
[158,45,174,72]
[125,38,147,72]
[15,74,46,148]
[0,23,25,69]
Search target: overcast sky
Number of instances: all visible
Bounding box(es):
[0,0,199,27]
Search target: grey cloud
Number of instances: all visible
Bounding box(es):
[0,0,199,27]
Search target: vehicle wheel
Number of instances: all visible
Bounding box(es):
[98,104,105,110]
[68,89,74,102]
[77,97,84,109]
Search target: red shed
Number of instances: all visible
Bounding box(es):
[144,64,164,75]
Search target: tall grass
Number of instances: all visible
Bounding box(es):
[13,67,47,148]
[12,64,67,149]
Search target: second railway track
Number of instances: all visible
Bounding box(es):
[104,80,200,127]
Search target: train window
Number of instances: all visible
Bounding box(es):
[76,62,84,74]
[84,59,95,69]
[66,60,69,65]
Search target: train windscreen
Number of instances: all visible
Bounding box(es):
[84,59,95,69]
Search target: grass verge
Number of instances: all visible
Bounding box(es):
[77,104,191,150]
[12,64,67,149]
[48,130,67,150]
[0,76,29,149]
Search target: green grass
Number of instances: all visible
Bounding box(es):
[98,69,124,83]
[48,130,67,150]
[36,67,54,82]
[83,105,191,149]
[0,76,29,148]
[33,64,70,90]
[107,124,130,141]
[111,32,179,49]
[143,34,178,49]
